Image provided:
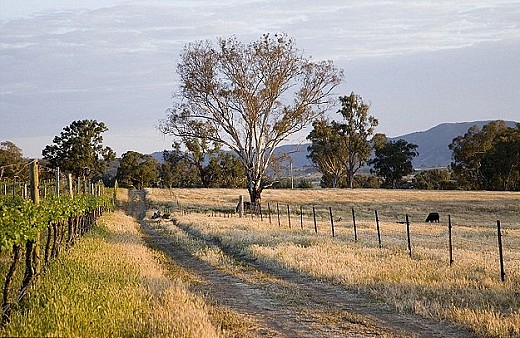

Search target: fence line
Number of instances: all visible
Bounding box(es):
[170,200,515,283]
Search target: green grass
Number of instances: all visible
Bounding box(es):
[2,226,154,337]
[0,212,229,337]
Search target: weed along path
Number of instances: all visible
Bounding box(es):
[131,191,475,337]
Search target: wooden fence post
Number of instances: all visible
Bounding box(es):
[405,214,412,258]
[448,214,453,266]
[55,167,60,197]
[20,160,41,302]
[329,207,335,237]
[352,207,357,242]
[276,202,281,226]
[300,206,303,229]
[287,205,291,228]
[68,173,74,198]
[238,195,244,218]
[497,220,505,282]
[313,206,317,234]
[267,202,272,224]
[375,210,382,249]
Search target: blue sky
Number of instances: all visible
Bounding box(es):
[1,0,520,157]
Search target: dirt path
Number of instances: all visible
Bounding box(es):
[132,190,475,337]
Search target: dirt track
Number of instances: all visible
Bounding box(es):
[131,190,476,337]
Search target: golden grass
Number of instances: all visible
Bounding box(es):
[146,188,520,338]
[1,211,224,337]
[146,187,520,205]
[146,188,520,228]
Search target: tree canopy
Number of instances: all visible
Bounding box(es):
[116,151,160,189]
[449,121,520,190]
[159,142,246,189]
[0,141,26,181]
[42,120,115,180]
[160,33,343,204]
[307,119,346,188]
[369,136,418,188]
[307,92,378,188]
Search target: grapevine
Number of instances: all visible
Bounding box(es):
[0,192,114,325]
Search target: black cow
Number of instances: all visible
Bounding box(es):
[425,212,440,223]
[150,210,162,221]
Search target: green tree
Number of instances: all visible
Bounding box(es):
[42,120,115,180]
[413,168,454,190]
[307,93,377,188]
[480,123,520,190]
[307,119,347,188]
[160,142,246,189]
[160,33,342,206]
[180,122,223,188]
[208,152,246,188]
[335,93,378,188]
[449,121,512,190]
[369,138,419,188]
[160,144,200,188]
[0,141,26,180]
[116,151,159,189]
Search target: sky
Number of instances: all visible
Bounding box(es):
[1,0,520,158]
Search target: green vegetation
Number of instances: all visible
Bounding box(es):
[160,142,246,189]
[116,151,160,189]
[0,191,113,325]
[307,92,378,188]
[369,136,419,188]
[450,120,520,190]
[42,119,115,180]
[1,212,232,337]
[0,141,26,181]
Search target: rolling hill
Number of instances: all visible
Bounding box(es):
[152,120,518,169]
[391,120,517,168]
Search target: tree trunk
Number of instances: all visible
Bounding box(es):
[249,188,262,205]
[247,179,263,214]
[347,172,354,189]
[2,244,21,325]
[18,239,37,304]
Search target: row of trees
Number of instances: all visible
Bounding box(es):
[116,144,245,189]
[2,119,518,192]
[306,93,419,189]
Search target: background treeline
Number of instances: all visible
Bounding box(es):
[114,142,246,189]
[1,119,518,191]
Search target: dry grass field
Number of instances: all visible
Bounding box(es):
[146,188,520,338]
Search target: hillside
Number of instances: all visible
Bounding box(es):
[151,120,518,169]
[391,120,517,168]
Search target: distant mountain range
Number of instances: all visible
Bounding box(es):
[151,120,518,170]
[390,120,517,168]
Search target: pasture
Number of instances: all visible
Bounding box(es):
[145,188,520,337]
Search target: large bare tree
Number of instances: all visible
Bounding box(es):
[160,34,342,205]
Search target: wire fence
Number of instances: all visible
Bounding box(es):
[154,196,518,283]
